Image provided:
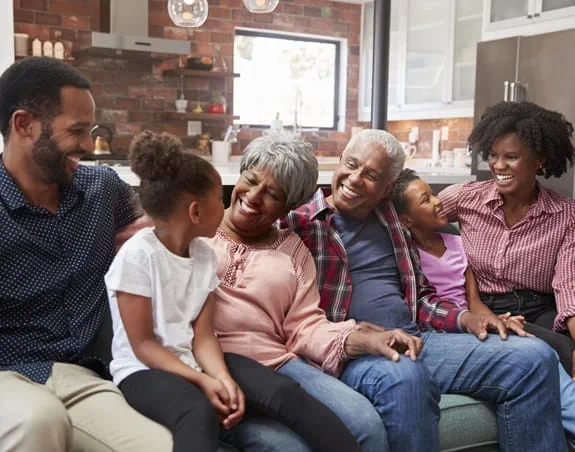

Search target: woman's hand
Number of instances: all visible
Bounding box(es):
[217,375,246,430]
[197,374,231,419]
[498,312,531,337]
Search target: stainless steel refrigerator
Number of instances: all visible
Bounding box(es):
[473,29,575,198]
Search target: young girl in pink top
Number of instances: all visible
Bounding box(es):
[390,168,575,373]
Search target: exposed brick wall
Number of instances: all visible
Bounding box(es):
[387,117,473,158]
[13,0,364,156]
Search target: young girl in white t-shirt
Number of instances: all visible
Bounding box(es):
[105,131,359,452]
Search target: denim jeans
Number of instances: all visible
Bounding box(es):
[340,354,440,452]
[341,332,567,452]
[277,359,389,452]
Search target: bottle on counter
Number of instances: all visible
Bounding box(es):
[43,39,53,58]
[32,37,42,56]
[54,31,64,60]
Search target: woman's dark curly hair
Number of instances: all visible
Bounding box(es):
[390,168,420,215]
[129,130,218,218]
[469,101,574,178]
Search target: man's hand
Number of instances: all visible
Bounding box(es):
[460,312,508,340]
[345,326,423,361]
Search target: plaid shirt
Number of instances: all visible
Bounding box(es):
[281,188,467,332]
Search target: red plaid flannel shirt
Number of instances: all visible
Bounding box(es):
[280,188,466,332]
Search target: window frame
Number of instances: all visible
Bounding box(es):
[234,28,343,131]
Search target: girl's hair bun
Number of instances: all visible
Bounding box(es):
[128,130,184,181]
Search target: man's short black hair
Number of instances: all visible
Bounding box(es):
[469,101,575,178]
[0,57,91,140]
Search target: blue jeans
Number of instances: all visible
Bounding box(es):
[341,332,567,452]
[277,359,388,452]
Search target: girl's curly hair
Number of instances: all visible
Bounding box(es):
[129,130,218,218]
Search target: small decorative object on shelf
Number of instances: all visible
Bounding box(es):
[242,0,279,13]
[207,92,226,114]
[54,31,65,60]
[32,37,42,56]
[193,103,204,113]
[196,133,211,154]
[213,44,228,72]
[175,74,188,113]
[167,0,209,28]
[42,39,54,58]
[186,55,214,70]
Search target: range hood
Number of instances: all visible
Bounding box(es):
[73,0,190,61]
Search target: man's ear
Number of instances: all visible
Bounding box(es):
[188,200,201,225]
[11,110,36,138]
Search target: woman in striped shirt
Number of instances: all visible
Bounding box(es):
[438,101,575,374]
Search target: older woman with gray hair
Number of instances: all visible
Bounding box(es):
[207,130,433,452]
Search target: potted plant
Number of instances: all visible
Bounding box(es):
[207,92,227,114]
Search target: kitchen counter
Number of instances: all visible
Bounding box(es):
[83,156,476,187]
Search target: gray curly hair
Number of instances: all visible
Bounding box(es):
[344,129,406,181]
[240,130,319,210]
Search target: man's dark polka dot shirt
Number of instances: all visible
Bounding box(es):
[0,161,138,383]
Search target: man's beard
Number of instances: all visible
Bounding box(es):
[32,127,76,185]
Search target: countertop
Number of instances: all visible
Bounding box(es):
[83,156,476,186]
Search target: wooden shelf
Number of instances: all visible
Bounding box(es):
[163,69,240,79]
[165,112,239,122]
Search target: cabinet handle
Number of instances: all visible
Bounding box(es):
[534,13,540,17]
[527,14,533,18]
[504,81,510,102]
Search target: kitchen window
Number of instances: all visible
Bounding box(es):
[233,29,342,130]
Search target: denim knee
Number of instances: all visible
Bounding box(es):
[508,337,557,371]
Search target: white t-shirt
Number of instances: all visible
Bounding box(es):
[105,227,219,385]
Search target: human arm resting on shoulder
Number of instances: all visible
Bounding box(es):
[552,219,575,338]
[115,214,153,250]
[438,183,463,223]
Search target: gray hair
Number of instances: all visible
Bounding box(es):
[344,129,406,181]
[240,130,319,210]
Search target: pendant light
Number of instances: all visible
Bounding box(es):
[167,0,209,28]
[242,0,279,14]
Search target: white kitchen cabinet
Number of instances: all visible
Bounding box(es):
[358,0,482,122]
[483,0,575,41]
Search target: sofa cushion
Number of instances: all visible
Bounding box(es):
[439,394,498,452]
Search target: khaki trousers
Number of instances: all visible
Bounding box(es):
[0,363,172,452]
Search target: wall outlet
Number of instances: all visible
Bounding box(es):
[187,121,202,136]
[441,126,449,141]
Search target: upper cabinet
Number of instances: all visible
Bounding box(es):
[483,0,575,40]
[359,0,483,121]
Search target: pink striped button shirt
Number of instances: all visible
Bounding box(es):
[439,180,575,332]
